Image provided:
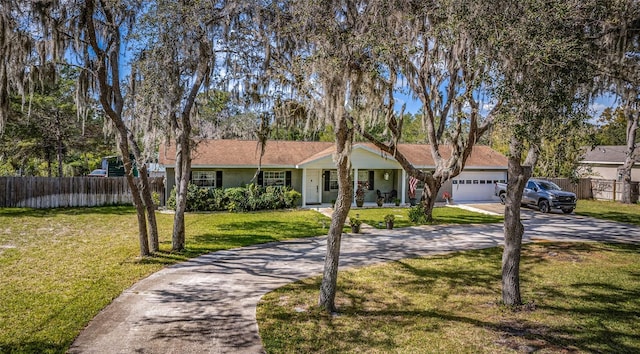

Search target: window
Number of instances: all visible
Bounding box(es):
[192,171,217,188]
[356,170,370,189]
[329,171,339,190]
[263,171,286,187]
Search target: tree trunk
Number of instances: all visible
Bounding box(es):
[46,153,52,177]
[83,0,150,257]
[422,177,440,222]
[128,133,159,252]
[501,164,530,306]
[138,164,160,252]
[117,139,150,257]
[319,119,353,313]
[501,139,536,306]
[620,109,638,204]
[57,138,63,177]
[172,128,191,252]
[56,110,64,177]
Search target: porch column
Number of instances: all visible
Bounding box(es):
[301,168,307,207]
[353,167,358,205]
[401,169,406,205]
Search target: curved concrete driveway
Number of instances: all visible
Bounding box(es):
[69,209,639,353]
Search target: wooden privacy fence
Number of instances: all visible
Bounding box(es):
[540,177,639,202]
[590,179,640,203]
[0,177,165,208]
[543,178,593,200]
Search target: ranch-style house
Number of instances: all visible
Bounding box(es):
[159,139,508,206]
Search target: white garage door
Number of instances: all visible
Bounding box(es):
[451,171,507,201]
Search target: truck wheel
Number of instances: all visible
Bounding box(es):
[499,192,506,205]
[538,200,550,213]
[562,208,574,214]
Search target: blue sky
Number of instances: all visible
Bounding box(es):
[396,91,618,125]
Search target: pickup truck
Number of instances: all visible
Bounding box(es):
[494,178,577,214]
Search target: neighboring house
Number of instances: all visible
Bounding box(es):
[159,140,508,206]
[100,155,138,177]
[580,145,640,181]
[147,163,165,178]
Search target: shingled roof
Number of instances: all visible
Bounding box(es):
[582,145,640,164]
[159,140,508,168]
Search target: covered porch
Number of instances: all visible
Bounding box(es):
[297,144,411,207]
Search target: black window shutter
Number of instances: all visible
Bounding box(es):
[368,170,374,190]
[258,171,264,186]
[216,171,223,188]
[285,171,292,187]
[324,171,330,191]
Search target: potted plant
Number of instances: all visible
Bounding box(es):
[350,218,362,233]
[376,196,384,207]
[442,191,452,205]
[409,197,417,206]
[394,198,401,206]
[355,185,365,207]
[408,187,417,206]
[384,214,395,229]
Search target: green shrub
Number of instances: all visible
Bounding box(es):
[261,186,280,209]
[166,183,213,211]
[408,203,427,224]
[246,183,262,210]
[211,187,226,210]
[225,187,248,212]
[167,187,177,210]
[167,183,301,212]
[285,189,302,207]
[189,184,209,211]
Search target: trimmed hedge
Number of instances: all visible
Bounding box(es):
[167,183,301,212]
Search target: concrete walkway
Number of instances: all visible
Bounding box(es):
[69,207,639,353]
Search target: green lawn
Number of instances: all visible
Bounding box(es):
[349,206,503,228]
[257,242,640,353]
[0,207,330,353]
[576,199,640,225]
[1,201,637,353]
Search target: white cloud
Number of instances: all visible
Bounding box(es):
[481,103,496,114]
[589,102,608,118]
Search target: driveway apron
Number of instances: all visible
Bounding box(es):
[69,212,639,353]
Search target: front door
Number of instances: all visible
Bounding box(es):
[305,169,320,204]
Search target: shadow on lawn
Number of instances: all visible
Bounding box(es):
[576,210,640,226]
[430,214,503,225]
[142,220,328,265]
[0,205,135,218]
[262,243,640,353]
[359,213,503,229]
[0,340,66,354]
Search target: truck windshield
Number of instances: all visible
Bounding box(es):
[537,181,561,191]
